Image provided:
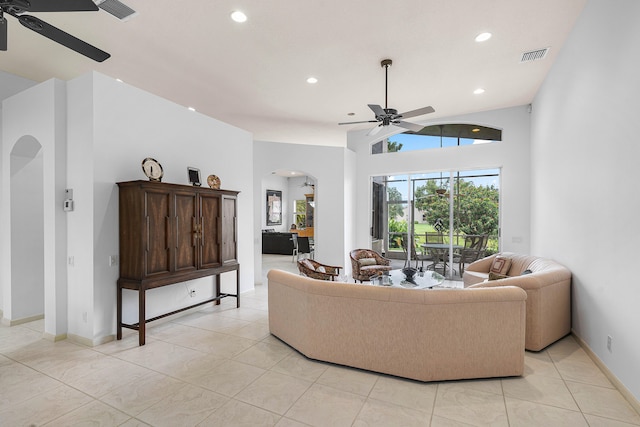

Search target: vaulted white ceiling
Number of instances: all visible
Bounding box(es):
[0,0,587,146]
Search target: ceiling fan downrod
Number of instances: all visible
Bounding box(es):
[381,59,392,111]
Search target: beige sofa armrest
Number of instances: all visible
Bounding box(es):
[469,268,570,291]
[470,267,571,351]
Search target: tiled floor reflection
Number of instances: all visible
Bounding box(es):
[0,254,638,426]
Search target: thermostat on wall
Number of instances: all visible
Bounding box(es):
[64,188,74,212]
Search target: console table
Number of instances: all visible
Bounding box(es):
[116,180,240,345]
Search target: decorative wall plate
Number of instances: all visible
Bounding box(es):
[141,157,163,181]
[207,174,221,189]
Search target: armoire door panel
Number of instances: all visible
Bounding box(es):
[199,193,221,269]
[174,192,198,273]
[221,195,238,264]
[144,190,172,276]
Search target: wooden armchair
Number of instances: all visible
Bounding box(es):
[297,259,342,281]
[349,249,392,282]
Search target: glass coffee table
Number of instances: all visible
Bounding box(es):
[369,269,445,289]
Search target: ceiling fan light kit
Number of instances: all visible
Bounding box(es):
[0,0,111,62]
[338,58,435,136]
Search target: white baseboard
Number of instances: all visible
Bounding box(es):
[572,330,640,415]
[67,333,114,347]
[2,313,44,326]
[43,332,67,342]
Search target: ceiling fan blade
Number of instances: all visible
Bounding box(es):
[394,121,424,132]
[338,120,378,125]
[18,0,99,12]
[1,16,7,51]
[368,104,386,117]
[399,106,435,119]
[367,125,383,136]
[18,15,110,62]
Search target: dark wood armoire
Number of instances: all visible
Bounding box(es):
[116,180,239,345]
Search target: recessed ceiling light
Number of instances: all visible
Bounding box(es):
[472,128,480,133]
[475,32,492,42]
[188,107,196,112]
[306,77,318,84]
[230,11,247,23]
[474,88,485,95]
[347,112,355,116]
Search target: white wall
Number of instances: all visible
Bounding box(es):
[349,106,532,256]
[253,141,354,283]
[3,71,254,345]
[531,0,640,399]
[10,144,44,320]
[1,79,68,338]
[66,72,255,343]
[0,70,36,101]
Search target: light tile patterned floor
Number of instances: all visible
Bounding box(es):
[0,254,638,426]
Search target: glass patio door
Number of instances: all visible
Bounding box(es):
[374,169,500,280]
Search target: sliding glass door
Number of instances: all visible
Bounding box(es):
[372,169,500,280]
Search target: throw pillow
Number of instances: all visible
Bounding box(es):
[317,266,326,273]
[359,257,377,266]
[488,272,508,281]
[301,259,315,270]
[490,256,512,275]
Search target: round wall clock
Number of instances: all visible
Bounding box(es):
[141,157,163,181]
[207,174,221,189]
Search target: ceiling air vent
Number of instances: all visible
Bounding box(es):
[520,47,550,63]
[95,0,137,21]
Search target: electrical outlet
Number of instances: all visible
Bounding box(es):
[607,335,612,352]
[68,256,74,266]
[109,255,118,266]
[189,289,196,298]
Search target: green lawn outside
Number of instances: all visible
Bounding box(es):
[388,223,498,256]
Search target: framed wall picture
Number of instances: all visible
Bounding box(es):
[266,190,282,226]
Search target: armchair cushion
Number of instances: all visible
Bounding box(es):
[359,257,377,266]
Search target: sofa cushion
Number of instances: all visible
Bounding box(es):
[359,257,377,266]
[490,256,512,275]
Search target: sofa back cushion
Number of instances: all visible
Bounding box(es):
[499,253,538,275]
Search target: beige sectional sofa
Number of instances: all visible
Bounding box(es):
[268,269,527,382]
[464,253,572,351]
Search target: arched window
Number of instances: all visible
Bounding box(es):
[371,123,502,154]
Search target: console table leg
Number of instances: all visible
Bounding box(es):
[236,265,240,308]
[215,275,221,305]
[139,288,146,346]
[116,283,122,340]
